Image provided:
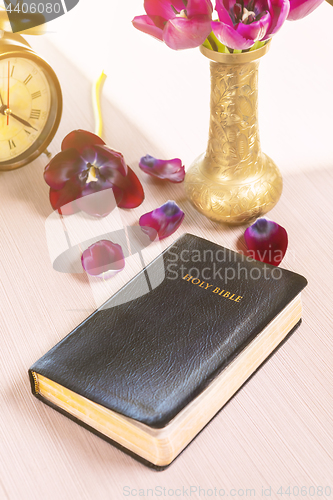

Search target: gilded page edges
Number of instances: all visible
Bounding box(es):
[29,370,40,396]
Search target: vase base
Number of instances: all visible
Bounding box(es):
[184,153,283,225]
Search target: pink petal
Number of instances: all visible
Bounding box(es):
[186,0,213,17]
[236,11,270,42]
[244,218,288,266]
[77,183,116,218]
[250,0,270,12]
[264,0,289,38]
[57,200,80,216]
[132,15,164,41]
[61,130,105,152]
[139,200,184,241]
[49,182,82,211]
[144,0,186,24]
[77,146,98,165]
[94,145,128,177]
[287,0,324,20]
[215,0,235,26]
[212,20,255,49]
[164,15,212,49]
[114,166,145,208]
[81,240,125,279]
[139,155,185,183]
[44,148,87,190]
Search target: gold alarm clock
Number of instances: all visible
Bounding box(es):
[0,16,62,171]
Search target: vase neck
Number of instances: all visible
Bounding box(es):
[204,59,262,181]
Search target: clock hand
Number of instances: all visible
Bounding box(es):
[0,106,38,131]
[0,90,4,107]
[0,104,8,115]
[9,111,38,131]
[7,61,10,125]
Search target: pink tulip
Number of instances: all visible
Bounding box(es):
[212,0,290,50]
[132,0,213,50]
[44,130,144,217]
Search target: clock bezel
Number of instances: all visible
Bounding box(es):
[0,41,63,171]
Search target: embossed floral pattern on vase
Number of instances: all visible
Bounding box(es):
[184,48,282,224]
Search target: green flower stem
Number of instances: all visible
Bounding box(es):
[207,34,218,52]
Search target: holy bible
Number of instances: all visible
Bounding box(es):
[29,233,307,469]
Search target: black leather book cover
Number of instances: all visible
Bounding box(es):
[29,233,307,429]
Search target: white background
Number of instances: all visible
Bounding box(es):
[12,0,333,174]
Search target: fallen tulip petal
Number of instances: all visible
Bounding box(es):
[244,218,288,266]
[81,240,125,279]
[139,201,185,240]
[139,155,185,183]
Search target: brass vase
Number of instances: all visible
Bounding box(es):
[184,43,282,225]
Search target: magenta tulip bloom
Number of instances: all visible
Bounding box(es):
[139,201,185,240]
[44,130,144,217]
[139,155,185,182]
[81,240,125,279]
[212,0,289,50]
[132,0,213,50]
[244,218,288,266]
[287,0,324,20]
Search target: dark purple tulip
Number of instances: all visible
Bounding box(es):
[81,240,125,279]
[132,0,213,50]
[287,0,324,20]
[139,155,185,183]
[244,218,288,266]
[212,0,290,50]
[44,130,144,217]
[139,201,185,240]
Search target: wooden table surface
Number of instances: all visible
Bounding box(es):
[1,37,333,500]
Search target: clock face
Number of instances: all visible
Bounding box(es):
[0,50,62,170]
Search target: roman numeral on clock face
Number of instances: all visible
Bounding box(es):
[31,91,41,100]
[24,74,33,85]
[30,109,41,120]
[0,56,55,165]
